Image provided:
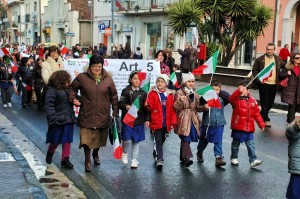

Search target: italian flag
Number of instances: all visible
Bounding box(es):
[0,48,10,57]
[170,72,178,87]
[10,61,18,72]
[193,50,219,75]
[60,45,68,56]
[257,62,275,83]
[123,96,140,128]
[22,82,32,91]
[196,85,221,109]
[138,71,150,93]
[112,118,122,159]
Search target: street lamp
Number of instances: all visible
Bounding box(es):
[88,0,93,47]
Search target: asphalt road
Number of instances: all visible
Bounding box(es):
[1,96,290,199]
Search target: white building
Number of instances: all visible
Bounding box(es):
[94,0,182,59]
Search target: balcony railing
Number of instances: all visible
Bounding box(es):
[116,0,177,12]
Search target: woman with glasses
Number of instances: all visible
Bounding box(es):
[69,55,118,172]
[280,53,300,124]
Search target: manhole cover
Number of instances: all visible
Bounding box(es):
[0,152,15,162]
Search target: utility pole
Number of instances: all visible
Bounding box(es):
[111,0,114,55]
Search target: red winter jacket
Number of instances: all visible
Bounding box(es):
[146,88,177,132]
[279,48,291,61]
[229,89,265,133]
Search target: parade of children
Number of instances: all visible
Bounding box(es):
[0,44,295,198]
[44,70,76,169]
[146,74,177,169]
[174,72,205,167]
[197,80,230,167]
[118,70,150,169]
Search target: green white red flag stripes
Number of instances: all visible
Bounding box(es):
[138,72,150,93]
[196,85,221,109]
[257,62,275,83]
[170,72,178,86]
[123,96,140,128]
[113,118,122,159]
[193,50,219,75]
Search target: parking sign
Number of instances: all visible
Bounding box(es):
[99,23,105,33]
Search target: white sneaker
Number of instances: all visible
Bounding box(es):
[121,152,128,165]
[7,103,12,107]
[131,159,138,169]
[250,160,262,168]
[3,104,7,108]
[231,159,239,166]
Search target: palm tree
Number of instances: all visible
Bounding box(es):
[167,0,273,66]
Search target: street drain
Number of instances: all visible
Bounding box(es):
[0,152,15,161]
[39,177,59,183]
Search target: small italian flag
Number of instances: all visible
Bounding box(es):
[10,61,18,72]
[196,85,221,109]
[113,118,122,159]
[123,96,140,128]
[0,48,10,57]
[257,62,275,83]
[22,82,32,91]
[60,45,68,56]
[138,71,150,93]
[170,72,178,87]
[193,50,219,75]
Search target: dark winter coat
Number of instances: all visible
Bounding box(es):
[178,48,192,72]
[252,54,285,89]
[165,57,175,73]
[280,62,300,105]
[133,51,143,59]
[45,86,76,127]
[286,121,300,174]
[69,67,118,129]
[32,67,44,86]
[0,65,13,82]
[118,85,150,126]
[16,65,33,86]
[229,89,265,132]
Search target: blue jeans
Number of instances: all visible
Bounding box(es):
[230,139,257,163]
[197,138,223,158]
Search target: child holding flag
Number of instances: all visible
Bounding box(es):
[119,70,150,169]
[229,80,265,168]
[146,74,177,169]
[196,80,230,167]
[169,64,182,90]
[174,72,205,167]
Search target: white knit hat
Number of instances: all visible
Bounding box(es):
[157,74,170,84]
[182,72,195,84]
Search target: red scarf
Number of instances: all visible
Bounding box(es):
[294,65,300,77]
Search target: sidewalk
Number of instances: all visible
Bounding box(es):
[0,133,46,199]
[195,81,287,111]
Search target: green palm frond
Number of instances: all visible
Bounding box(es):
[166,0,203,36]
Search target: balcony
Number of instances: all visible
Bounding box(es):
[116,0,177,14]
[7,0,24,6]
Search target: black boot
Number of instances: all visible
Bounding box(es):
[46,151,54,164]
[61,158,74,169]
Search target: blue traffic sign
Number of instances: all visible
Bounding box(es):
[99,24,105,31]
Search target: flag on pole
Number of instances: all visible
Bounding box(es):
[112,118,122,159]
[193,50,219,75]
[138,71,151,93]
[257,62,275,83]
[196,85,221,109]
[22,82,32,91]
[10,61,18,72]
[170,72,178,87]
[0,48,10,57]
[123,96,140,128]
[60,45,69,56]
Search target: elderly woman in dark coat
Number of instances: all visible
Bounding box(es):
[280,53,300,123]
[178,42,192,73]
[69,55,118,172]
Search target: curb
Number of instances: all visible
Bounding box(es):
[0,132,47,199]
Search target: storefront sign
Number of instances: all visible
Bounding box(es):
[122,27,133,32]
[103,59,160,96]
[66,32,75,36]
[105,28,112,36]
